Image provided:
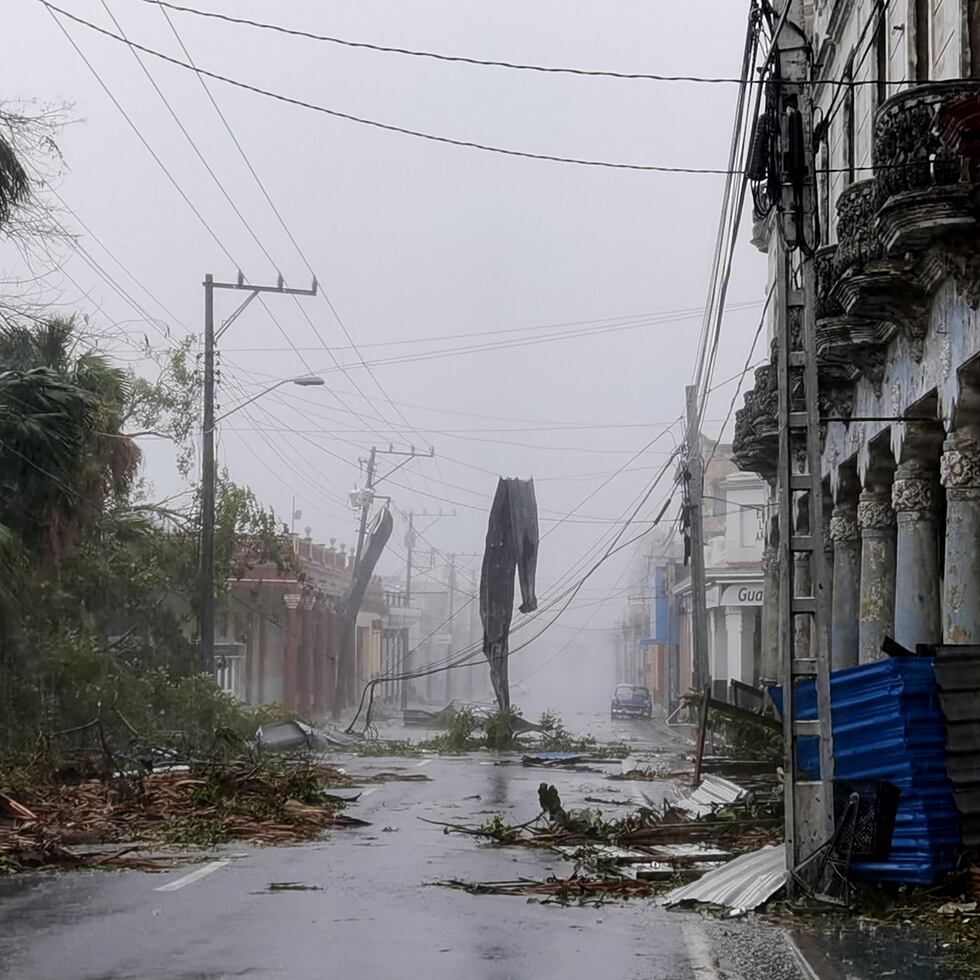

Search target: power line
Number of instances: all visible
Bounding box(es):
[48,1,402,457]
[90,0,368,420]
[43,4,238,266]
[216,299,766,354]
[35,3,773,175]
[156,1,433,456]
[702,282,775,474]
[137,1,931,89]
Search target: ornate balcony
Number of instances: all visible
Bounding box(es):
[873,81,980,255]
[834,181,883,280]
[732,361,778,482]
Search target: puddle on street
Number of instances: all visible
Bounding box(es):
[798,922,980,979]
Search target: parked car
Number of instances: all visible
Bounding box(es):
[610,684,652,719]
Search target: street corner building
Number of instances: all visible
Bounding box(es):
[733,0,980,670]
[216,535,386,715]
[626,440,768,715]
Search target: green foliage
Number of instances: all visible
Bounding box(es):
[485,707,523,750]
[0,628,286,760]
[213,475,297,589]
[534,710,600,753]
[421,706,483,752]
[712,714,783,762]
[0,320,305,753]
[0,319,138,562]
[422,706,527,753]
[0,127,29,225]
[122,338,199,477]
[474,814,526,845]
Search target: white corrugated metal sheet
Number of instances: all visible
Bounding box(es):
[670,774,747,819]
[661,844,786,911]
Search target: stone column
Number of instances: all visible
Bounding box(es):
[829,504,860,669]
[857,489,897,663]
[759,544,780,684]
[283,593,301,711]
[708,607,725,699]
[892,459,941,649]
[725,605,746,689]
[312,602,328,719]
[941,429,980,643]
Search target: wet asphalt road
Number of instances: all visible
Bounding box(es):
[0,712,967,980]
[0,713,804,980]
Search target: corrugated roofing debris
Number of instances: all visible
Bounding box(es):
[932,645,980,847]
[555,842,732,883]
[773,657,961,884]
[669,774,747,820]
[661,843,786,911]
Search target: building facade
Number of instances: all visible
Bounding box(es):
[217,535,385,716]
[734,1,980,674]
[640,441,767,710]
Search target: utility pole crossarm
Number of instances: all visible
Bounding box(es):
[210,276,318,296]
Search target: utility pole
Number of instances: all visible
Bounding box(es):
[771,0,836,879]
[400,511,416,710]
[445,553,456,702]
[200,271,317,672]
[398,509,454,708]
[351,445,436,572]
[352,448,377,574]
[684,384,710,695]
[201,275,216,675]
[339,445,435,713]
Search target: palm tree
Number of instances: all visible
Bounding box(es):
[0,129,28,226]
[0,318,140,563]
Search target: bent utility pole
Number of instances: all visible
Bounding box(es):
[352,448,378,575]
[770,0,836,881]
[685,384,710,695]
[200,271,317,672]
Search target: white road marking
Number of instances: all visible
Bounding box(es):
[358,787,380,797]
[681,920,722,979]
[415,759,434,767]
[154,859,230,893]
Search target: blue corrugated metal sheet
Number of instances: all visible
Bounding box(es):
[772,657,961,885]
[648,566,669,644]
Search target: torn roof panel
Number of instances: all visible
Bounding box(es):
[670,774,747,820]
[661,843,786,911]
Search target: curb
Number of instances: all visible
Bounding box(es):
[785,931,840,980]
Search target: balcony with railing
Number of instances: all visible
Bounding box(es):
[873,81,980,254]
[735,81,980,478]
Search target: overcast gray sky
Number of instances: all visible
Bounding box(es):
[3,0,765,697]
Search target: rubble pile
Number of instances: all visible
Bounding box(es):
[0,758,404,873]
[429,778,783,903]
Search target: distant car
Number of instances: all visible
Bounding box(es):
[610,684,652,720]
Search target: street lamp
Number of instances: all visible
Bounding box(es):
[211,375,324,427]
[200,374,324,671]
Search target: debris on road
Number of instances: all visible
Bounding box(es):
[661,843,787,912]
[669,774,748,820]
[426,778,783,904]
[521,752,587,768]
[432,874,666,904]
[0,757,388,874]
[255,721,359,752]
